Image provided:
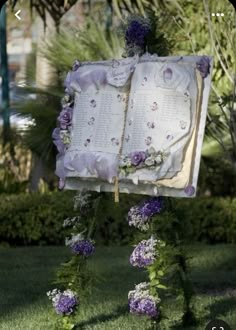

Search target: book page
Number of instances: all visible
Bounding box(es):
[122,88,191,153]
[120,60,197,182]
[69,90,127,154]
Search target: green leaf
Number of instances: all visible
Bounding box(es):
[157,284,167,290]
[151,279,160,286]
[149,271,156,281]
[157,270,164,276]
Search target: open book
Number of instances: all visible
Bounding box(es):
[54,54,213,197]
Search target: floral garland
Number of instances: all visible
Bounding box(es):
[127,197,165,323]
[47,191,100,329]
[127,197,199,327]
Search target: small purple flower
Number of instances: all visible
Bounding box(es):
[140,197,164,218]
[128,282,160,319]
[130,237,158,268]
[58,107,72,130]
[52,128,65,154]
[196,56,210,78]
[55,293,77,315]
[125,19,151,50]
[72,59,81,72]
[71,239,95,257]
[47,289,78,316]
[129,151,146,166]
[129,297,159,318]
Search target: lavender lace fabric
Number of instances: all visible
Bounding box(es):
[64,151,119,183]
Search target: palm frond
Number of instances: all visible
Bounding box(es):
[41,20,124,74]
[15,88,62,168]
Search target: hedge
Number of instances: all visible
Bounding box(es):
[0,192,235,246]
[0,192,76,245]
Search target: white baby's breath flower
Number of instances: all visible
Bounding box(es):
[63,216,80,228]
[74,191,91,210]
[65,233,84,247]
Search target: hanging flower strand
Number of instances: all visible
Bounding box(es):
[128,196,166,324]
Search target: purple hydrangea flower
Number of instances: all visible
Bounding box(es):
[58,107,72,130]
[130,237,158,268]
[66,233,95,257]
[139,197,164,217]
[55,293,77,315]
[128,282,160,319]
[125,19,151,50]
[71,239,95,257]
[47,289,78,316]
[129,151,146,166]
[52,128,65,154]
[196,56,210,78]
[127,198,164,231]
[129,297,159,318]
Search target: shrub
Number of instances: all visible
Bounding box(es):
[152,197,236,244]
[0,191,76,245]
[0,193,235,246]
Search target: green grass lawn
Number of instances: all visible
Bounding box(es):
[0,245,236,329]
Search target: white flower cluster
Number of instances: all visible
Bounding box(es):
[144,147,164,167]
[47,288,60,301]
[65,233,84,247]
[47,288,76,302]
[63,216,80,228]
[128,206,150,231]
[128,282,160,304]
[73,191,91,211]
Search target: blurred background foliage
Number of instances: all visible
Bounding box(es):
[0,0,236,243]
[1,192,236,246]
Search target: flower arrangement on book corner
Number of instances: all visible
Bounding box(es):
[119,147,169,176]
